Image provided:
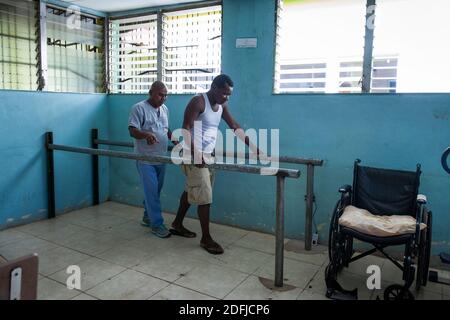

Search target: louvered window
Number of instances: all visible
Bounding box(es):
[275,0,450,94]
[0,0,38,90]
[109,14,158,94]
[163,6,221,93]
[46,6,104,93]
[109,4,222,94]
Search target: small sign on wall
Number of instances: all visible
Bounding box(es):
[236,38,257,48]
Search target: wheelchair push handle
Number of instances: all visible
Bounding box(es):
[339,185,352,194]
[417,194,427,204]
[442,147,450,174]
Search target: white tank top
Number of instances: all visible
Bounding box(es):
[190,92,223,153]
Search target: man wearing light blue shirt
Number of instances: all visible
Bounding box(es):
[128,81,178,238]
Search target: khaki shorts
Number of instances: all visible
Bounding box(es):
[181,165,215,205]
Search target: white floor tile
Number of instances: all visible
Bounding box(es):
[175,263,249,299]
[234,231,287,255]
[297,289,331,300]
[38,246,91,276]
[97,243,152,268]
[188,245,273,274]
[254,257,320,289]
[1,201,447,301]
[59,231,130,256]
[101,220,150,241]
[71,293,98,300]
[225,275,302,300]
[48,257,126,291]
[68,213,131,232]
[150,284,216,300]
[86,269,169,300]
[0,229,33,247]
[0,236,58,260]
[133,252,203,282]
[284,239,328,266]
[38,277,80,300]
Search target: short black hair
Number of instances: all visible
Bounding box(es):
[212,74,233,89]
[149,80,166,94]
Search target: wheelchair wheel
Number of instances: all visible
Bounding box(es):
[343,236,353,266]
[328,201,345,267]
[416,210,432,289]
[328,201,350,272]
[384,284,415,300]
[328,201,340,262]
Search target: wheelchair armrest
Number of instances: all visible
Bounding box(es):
[417,194,427,205]
[338,185,352,194]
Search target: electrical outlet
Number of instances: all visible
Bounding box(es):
[312,233,319,246]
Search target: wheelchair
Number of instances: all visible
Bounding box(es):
[325,159,432,300]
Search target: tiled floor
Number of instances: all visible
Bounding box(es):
[1,201,449,300]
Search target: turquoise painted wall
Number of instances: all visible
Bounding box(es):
[0,91,109,229]
[107,0,450,254]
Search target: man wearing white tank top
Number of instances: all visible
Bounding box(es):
[170,74,261,254]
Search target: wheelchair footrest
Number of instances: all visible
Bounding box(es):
[325,276,358,300]
[326,287,358,300]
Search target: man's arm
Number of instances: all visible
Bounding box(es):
[221,105,262,157]
[167,129,179,145]
[128,126,159,145]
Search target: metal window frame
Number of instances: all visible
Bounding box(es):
[37,0,48,91]
[272,0,283,94]
[108,1,223,94]
[157,10,163,82]
[104,16,110,93]
[108,0,221,20]
[362,0,376,93]
[0,0,41,90]
[36,1,107,93]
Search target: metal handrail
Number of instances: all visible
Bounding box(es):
[48,143,300,178]
[93,132,324,250]
[45,131,301,288]
[93,138,323,166]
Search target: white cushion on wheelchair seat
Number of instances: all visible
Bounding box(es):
[339,205,426,237]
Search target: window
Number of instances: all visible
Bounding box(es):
[163,6,221,94]
[109,4,222,94]
[373,0,450,93]
[46,6,105,93]
[109,14,158,94]
[275,0,366,93]
[278,60,327,93]
[0,0,38,90]
[338,56,397,93]
[370,57,397,93]
[275,0,450,93]
[0,2,104,93]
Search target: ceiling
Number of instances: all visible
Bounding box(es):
[59,0,211,13]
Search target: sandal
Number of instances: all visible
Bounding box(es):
[169,227,196,238]
[200,241,224,255]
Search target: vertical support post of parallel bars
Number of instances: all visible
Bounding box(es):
[91,129,99,205]
[305,164,314,250]
[45,132,55,219]
[275,173,286,287]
